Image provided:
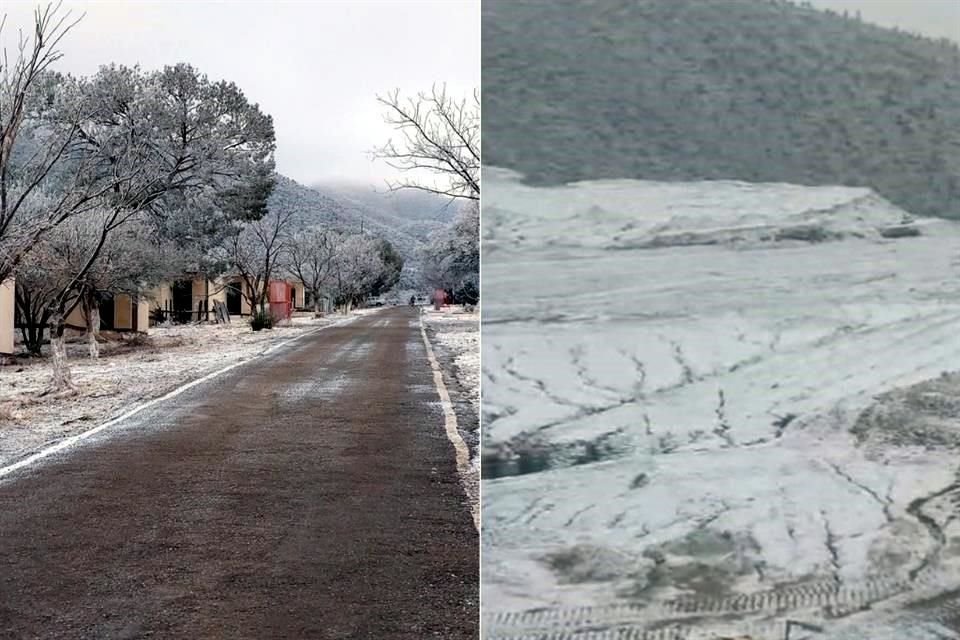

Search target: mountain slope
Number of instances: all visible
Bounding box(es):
[268,175,434,259]
[311,182,456,230]
[482,0,960,219]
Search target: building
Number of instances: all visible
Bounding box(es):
[150,275,306,324]
[63,293,151,333]
[304,291,334,314]
[0,278,14,355]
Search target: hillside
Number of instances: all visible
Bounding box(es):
[270,175,443,261]
[311,182,456,236]
[483,168,925,254]
[268,175,449,287]
[482,0,960,219]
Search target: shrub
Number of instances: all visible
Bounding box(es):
[250,308,273,331]
[149,307,167,326]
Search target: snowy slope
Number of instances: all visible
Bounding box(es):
[483,167,922,253]
[482,169,960,638]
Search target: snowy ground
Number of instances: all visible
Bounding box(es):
[422,304,480,527]
[482,169,960,638]
[0,311,373,469]
[422,305,480,418]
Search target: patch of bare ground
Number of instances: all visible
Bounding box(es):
[0,312,364,468]
[852,371,960,450]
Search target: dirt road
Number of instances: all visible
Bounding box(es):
[0,307,477,639]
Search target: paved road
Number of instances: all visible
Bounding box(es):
[0,308,477,639]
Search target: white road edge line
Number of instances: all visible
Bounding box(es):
[419,309,478,531]
[0,315,359,481]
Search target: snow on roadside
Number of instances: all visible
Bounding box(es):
[421,304,480,528]
[421,305,480,418]
[0,312,364,468]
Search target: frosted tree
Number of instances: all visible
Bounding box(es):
[69,218,175,360]
[0,4,102,283]
[328,234,390,312]
[285,226,340,315]
[14,213,175,366]
[34,64,274,391]
[374,84,479,201]
[420,199,479,303]
[226,204,296,315]
[3,45,275,391]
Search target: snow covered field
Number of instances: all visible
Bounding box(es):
[482,169,960,638]
[0,312,370,469]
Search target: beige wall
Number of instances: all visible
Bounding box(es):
[150,276,311,318]
[290,282,306,309]
[151,278,220,320]
[114,294,133,330]
[153,283,171,311]
[63,293,150,334]
[220,277,252,315]
[0,278,14,355]
[136,297,150,331]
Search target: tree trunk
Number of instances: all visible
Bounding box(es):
[312,294,322,317]
[83,293,100,359]
[49,312,76,392]
[87,305,100,359]
[28,319,44,356]
[21,322,43,356]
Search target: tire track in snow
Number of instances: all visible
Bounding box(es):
[482,566,960,639]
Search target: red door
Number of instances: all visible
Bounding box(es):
[269,281,292,320]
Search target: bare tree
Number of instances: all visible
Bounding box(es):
[285,226,339,315]
[72,219,173,359]
[373,84,479,201]
[0,3,87,283]
[226,205,296,315]
[14,213,173,366]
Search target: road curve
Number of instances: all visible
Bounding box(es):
[0,307,477,639]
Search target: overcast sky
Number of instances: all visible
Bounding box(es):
[808,0,959,42]
[3,1,479,188]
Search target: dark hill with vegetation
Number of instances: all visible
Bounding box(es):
[269,176,450,288]
[269,175,443,259]
[482,0,960,218]
[309,182,455,244]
